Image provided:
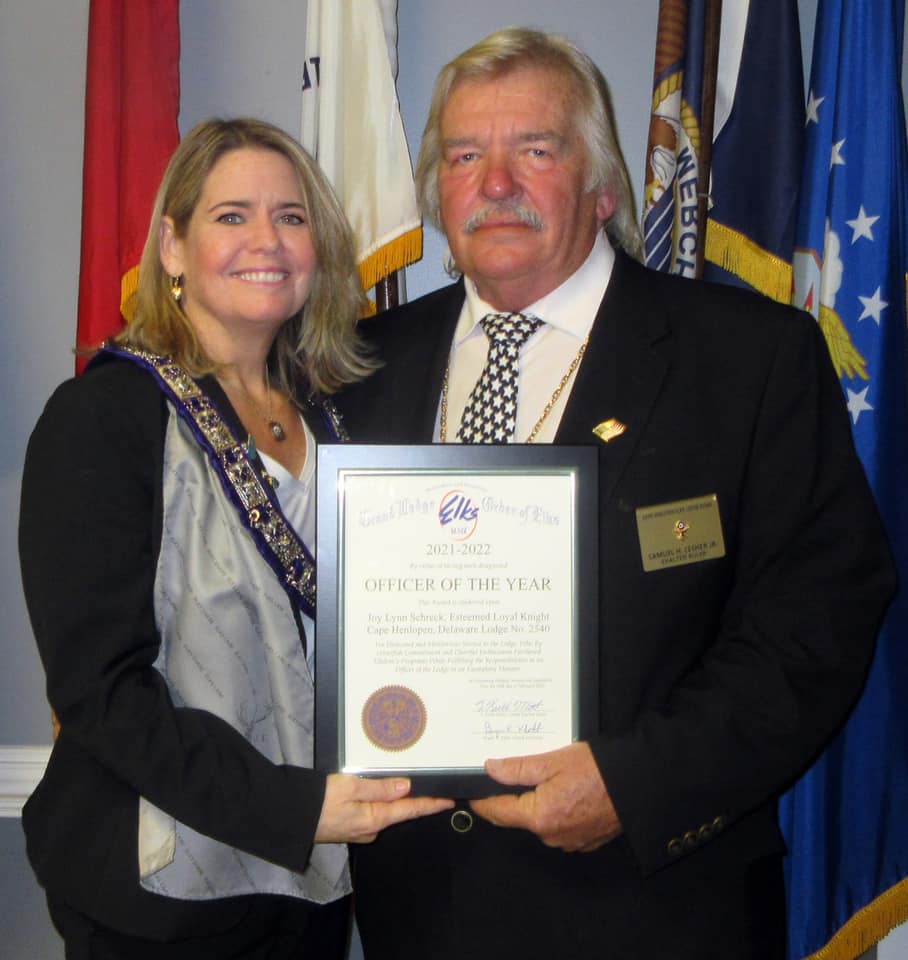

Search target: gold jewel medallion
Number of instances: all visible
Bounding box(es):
[361,685,427,752]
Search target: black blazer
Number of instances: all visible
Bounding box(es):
[338,252,895,959]
[19,358,335,940]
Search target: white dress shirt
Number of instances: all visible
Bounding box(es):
[435,232,615,443]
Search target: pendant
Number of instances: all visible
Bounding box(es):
[269,420,287,442]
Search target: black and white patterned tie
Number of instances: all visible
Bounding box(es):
[456,312,543,443]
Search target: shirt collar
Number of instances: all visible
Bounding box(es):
[455,231,615,345]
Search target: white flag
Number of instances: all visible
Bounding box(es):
[301,0,422,295]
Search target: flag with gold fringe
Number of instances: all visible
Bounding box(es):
[642,0,804,300]
[780,0,908,957]
[76,0,180,374]
[700,0,804,301]
[300,0,421,299]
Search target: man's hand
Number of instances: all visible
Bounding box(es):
[470,742,622,852]
[315,774,453,844]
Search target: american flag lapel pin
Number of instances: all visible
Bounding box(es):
[592,418,627,443]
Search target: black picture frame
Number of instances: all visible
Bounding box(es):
[315,443,599,798]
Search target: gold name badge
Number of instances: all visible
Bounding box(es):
[635,494,726,572]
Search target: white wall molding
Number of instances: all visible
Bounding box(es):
[0,746,50,817]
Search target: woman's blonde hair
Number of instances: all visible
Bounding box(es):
[120,117,373,396]
[415,27,644,262]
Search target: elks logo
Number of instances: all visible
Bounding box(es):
[438,490,479,541]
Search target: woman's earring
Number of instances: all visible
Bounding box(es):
[170,275,183,304]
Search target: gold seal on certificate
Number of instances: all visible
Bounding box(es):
[362,685,427,752]
[316,445,598,797]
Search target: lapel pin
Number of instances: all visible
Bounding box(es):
[592,418,627,443]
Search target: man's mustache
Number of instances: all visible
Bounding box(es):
[463,203,544,233]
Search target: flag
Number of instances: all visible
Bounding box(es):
[300,0,422,299]
[780,1,908,957]
[642,0,711,277]
[642,0,805,302]
[76,0,180,374]
[701,0,804,301]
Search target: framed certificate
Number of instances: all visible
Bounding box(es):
[315,444,599,797]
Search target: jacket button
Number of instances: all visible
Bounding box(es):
[667,837,683,857]
[682,830,698,850]
[451,809,474,833]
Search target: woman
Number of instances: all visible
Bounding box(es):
[18,118,450,959]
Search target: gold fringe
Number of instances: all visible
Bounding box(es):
[802,876,908,960]
[704,220,793,304]
[120,263,140,323]
[357,226,423,294]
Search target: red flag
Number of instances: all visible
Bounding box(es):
[76,0,180,373]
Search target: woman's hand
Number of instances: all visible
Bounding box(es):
[315,773,453,844]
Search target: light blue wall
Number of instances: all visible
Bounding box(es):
[0,0,88,748]
[0,1,902,956]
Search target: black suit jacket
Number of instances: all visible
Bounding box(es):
[338,252,895,959]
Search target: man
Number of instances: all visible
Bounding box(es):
[338,28,895,959]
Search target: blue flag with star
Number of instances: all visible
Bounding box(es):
[780,1,908,958]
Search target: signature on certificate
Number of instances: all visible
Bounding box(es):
[474,698,547,736]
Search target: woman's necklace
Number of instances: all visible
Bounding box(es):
[439,335,589,443]
[237,377,287,442]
